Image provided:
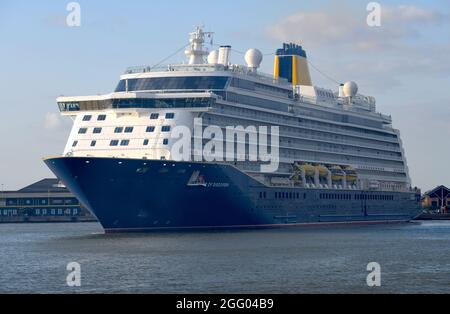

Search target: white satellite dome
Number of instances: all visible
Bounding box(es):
[207,50,219,64]
[244,48,263,69]
[343,81,358,97]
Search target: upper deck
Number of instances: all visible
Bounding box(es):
[57,65,391,125]
[56,26,392,126]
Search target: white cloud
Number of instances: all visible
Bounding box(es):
[265,4,450,91]
[266,5,447,51]
[43,14,67,28]
[384,5,445,24]
[44,112,62,130]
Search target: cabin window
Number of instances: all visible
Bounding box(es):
[97,115,106,121]
[143,139,149,146]
[78,128,87,134]
[165,113,175,119]
[124,127,134,133]
[110,140,119,146]
[114,127,123,133]
[120,139,130,146]
[150,113,159,119]
[82,115,92,121]
[161,126,171,132]
[93,127,102,134]
[146,126,155,133]
[90,140,96,147]
[72,141,78,147]
[163,139,169,145]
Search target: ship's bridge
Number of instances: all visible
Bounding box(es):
[57,91,217,114]
[56,63,293,114]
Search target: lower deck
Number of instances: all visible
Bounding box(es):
[44,157,422,232]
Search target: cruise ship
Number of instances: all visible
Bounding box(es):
[44,27,422,233]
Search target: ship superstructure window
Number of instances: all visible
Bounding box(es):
[78,128,87,134]
[110,140,119,146]
[124,127,134,133]
[165,113,175,119]
[120,140,130,146]
[93,127,102,134]
[161,126,171,132]
[163,139,169,145]
[150,113,159,119]
[230,78,292,97]
[97,114,106,121]
[275,191,302,199]
[146,126,155,133]
[82,115,92,121]
[114,127,123,133]
[72,141,78,147]
[320,193,354,200]
[111,97,215,109]
[58,102,80,112]
[143,139,149,146]
[115,76,229,92]
[90,140,96,147]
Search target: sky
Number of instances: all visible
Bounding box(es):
[0,0,449,191]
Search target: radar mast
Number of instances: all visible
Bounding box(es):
[184,26,214,65]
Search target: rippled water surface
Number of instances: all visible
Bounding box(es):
[0,221,449,293]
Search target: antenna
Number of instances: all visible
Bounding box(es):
[184,26,214,65]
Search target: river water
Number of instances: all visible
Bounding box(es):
[0,221,448,293]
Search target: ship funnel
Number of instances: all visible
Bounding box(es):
[218,45,231,66]
[274,43,312,86]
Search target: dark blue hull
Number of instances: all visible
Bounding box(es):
[44,157,422,233]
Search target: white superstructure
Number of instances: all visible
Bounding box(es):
[56,27,412,192]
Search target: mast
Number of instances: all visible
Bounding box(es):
[184,26,213,65]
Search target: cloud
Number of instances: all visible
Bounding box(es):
[44,112,62,130]
[266,4,447,51]
[43,14,67,28]
[265,4,450,91]
[334,44,450,91]
[384,5,445,24]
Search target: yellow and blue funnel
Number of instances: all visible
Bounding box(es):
[274,43,312,86]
